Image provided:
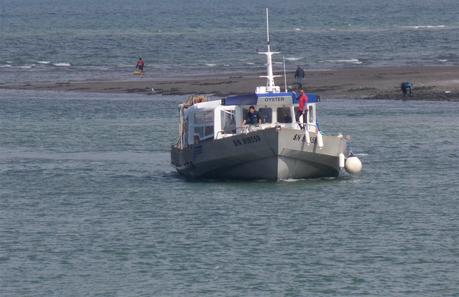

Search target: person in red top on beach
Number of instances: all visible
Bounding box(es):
[296,89,309,129]
[136,57,144,74]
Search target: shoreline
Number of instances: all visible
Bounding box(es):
[1,65,459,100]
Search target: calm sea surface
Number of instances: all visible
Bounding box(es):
[1,0,459,83]
[0,90,458,296]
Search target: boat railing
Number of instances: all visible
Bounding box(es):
[216,123,298,139]
[215,126,248,139]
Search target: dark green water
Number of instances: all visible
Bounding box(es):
[0,90,458,296]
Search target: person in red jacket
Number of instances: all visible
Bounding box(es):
[296,89,309,129]
[136,57,145,74]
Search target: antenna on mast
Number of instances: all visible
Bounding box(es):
[266,7,270,45]
[258,8,281,93]
[283,56,287,92]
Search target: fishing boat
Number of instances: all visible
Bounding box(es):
[171,9,362,180]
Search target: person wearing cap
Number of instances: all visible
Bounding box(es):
[296,89,309,129]
[243,105,261,125]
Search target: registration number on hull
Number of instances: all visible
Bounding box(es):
[293,133,316,144]
[233,135,261,147]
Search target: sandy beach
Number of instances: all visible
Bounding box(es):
[2,66,459,100]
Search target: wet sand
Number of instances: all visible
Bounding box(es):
[2,66,459,100]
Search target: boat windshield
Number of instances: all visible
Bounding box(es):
[277,107,292,123]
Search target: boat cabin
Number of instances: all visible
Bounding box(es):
[177,92,320,148]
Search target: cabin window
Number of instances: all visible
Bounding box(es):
[194,110,213,125]
[258,108,272,123]
[194,127,203,137]
[277,107,292,123]
[242,107,272,124]
[193,110,214,142]
[221,110,236,134]
[205,126,214,137]
[242,108,250,124]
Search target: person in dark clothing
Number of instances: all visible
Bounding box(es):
[243,106,261,125]
[401,82,413,96]
[295,90,308,129]
[294,65,305,87]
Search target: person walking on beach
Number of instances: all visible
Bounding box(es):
[401,81,412,97]
[294,65,305,87]
[136,57,145,75]
[296,89,308,129]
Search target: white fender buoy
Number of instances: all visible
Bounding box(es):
[339,153,345,168]
[317,130,324,148]
[345,156,362,174]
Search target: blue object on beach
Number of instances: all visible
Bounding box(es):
[401,82,413,88]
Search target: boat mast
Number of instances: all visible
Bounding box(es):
[259,8,279,92]
[283,56,287,92]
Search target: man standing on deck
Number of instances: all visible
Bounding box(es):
[294,65,305,88]
[296,89,309,129]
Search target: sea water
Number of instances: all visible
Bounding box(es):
[0,90,458,296]
[1,0,459,83]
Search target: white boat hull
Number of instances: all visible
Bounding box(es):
[171,127,348,180]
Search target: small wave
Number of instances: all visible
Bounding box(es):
[294,27,301,31]
[205,63,217,67]
[406,25,446,29]
[245,62,255,65]
[0,64,12,68]
[74,65,110,71]
[436,54,459,62]
[285,56,303,61]
[324,58,363,64]
[37,60,51,64]
[18,64,35,69]
[53,62,71,67]
[353,153,368,156]
[117,64,136,67]
[281,178,305,182]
